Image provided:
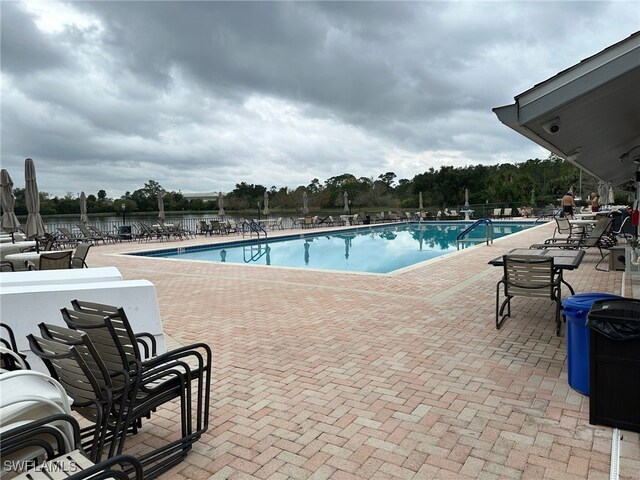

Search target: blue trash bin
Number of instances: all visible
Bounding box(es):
[562,293,622,395]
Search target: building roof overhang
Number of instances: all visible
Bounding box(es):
[493,31,640,186]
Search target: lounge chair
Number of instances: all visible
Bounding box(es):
[76,223,104,244]
[210,220,227,235]
[530,217,614,258]
[56,227,80,247]
[157,219,183,240]
[491,208,502,219]
[502,208,513,219]
[174,221,194,239]
[88,225,120,243]
[541,217,582,244]
[198,220,211,236]
[496,254,562,335]
[226,219,240,234]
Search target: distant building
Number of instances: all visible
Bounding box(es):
[181,192,218,202]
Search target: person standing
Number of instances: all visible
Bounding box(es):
[591,192,600,212]
[561,190,576,218]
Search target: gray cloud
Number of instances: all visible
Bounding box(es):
[1,0,638,198]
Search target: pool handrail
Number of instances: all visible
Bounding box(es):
[457,218,494,249]
[242,220,268,239]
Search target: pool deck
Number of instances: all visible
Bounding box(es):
[85,220,639,479]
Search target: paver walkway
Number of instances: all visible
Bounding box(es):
[87,221,639,479]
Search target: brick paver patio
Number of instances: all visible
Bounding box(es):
[86,221,639,479]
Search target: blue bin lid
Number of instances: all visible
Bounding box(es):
[562,293,623,314]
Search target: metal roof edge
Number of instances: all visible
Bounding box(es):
[517,31,640,106]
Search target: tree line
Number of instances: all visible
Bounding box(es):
[8,156,625,217]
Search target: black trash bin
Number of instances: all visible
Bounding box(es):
[586,298,640,433]
[118,225,132,241]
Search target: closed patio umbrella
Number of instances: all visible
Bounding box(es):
[1,169,20,232]
[79,191,88,223]
[263,191,270,216]
[302,190,309,215]
[464,188,470,209]
[343,192,349,213]
[24,158,46,239]
[419,191,423,210]
[218,191,225,216]
[597,181,608,205]
[157,191,165,221]
[608,185,615,205]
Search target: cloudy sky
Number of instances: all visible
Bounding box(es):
[1,1,638,198]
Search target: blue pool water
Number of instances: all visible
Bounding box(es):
[132,222,535,274]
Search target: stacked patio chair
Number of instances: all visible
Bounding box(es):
[29,316,208,478]
[1,371,79,474]
[28,328,130,462]
[1,413,144,480]
[62,300,210,472]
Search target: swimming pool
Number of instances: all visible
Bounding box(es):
[131,222,536,274]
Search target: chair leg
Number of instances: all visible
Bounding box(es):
[496,281,511,330]
[554,285,562,336]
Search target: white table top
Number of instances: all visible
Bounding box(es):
[0,241,36,250]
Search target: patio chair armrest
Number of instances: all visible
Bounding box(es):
[141,343,211,369]
[66,454,143,480]
[0,345,29,370]
[0,413,81,458]
[134,333,157,359]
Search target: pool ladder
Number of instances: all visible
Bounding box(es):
[241,220,268,239]
[457,218,494,250]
